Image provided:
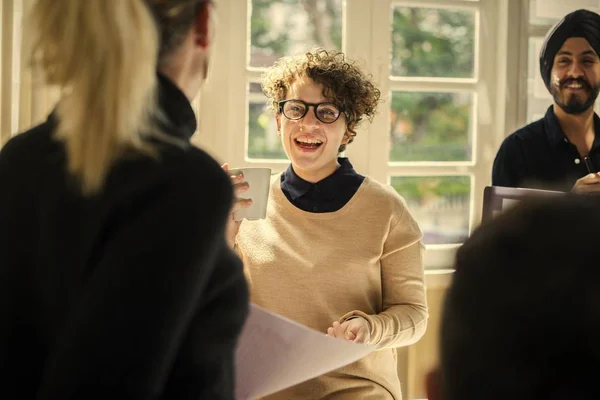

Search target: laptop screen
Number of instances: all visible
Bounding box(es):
[482,186,564,223]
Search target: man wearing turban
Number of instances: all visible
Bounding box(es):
[492,9,600,193]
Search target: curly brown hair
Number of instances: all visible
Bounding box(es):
[261,48,381,152]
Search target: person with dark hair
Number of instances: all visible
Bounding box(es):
[493,9,600,193]
[426,195,600,400]
[0,1,248,399]
[228,48,428,399]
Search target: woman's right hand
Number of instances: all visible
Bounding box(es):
[222,163,253,249]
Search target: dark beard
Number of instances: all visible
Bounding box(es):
[552,78,600,115]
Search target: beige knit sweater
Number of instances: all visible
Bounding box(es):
[236,175,428,399]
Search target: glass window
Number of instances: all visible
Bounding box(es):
[529,0,600,26]
[249,0,343,68]
[390,176,471,245]
[526,37,553,123]
[389,91,473,162]
[391,7,476,78]
[247,82,285,160]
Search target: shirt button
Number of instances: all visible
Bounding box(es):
[574,158,581,164]
[564,138,568,143]
[313,206,318,212]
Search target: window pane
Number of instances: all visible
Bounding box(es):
[529,0,599,26]
[250,0,343,68]
[391,176,470,245]
[247,82,286,160]
[391,7,476,78]
[390,91,473,162]
[526,37,553,123]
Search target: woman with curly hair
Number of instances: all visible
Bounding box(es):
[228,48,428,399]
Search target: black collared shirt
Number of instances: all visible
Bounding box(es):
[280,157,365,213]
[492,106,600,191]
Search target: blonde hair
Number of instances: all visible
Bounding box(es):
[29,0,159,195]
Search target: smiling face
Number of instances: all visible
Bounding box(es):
[550,37,600,114]
[276,77,349,183]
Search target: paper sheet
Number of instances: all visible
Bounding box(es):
[235,304,375,400]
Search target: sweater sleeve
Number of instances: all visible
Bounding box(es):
[339,206,428,349]
[36,168,235,399]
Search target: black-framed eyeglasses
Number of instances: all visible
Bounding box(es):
[278,99,345,124]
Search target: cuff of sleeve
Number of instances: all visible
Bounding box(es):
[339,310,374,333]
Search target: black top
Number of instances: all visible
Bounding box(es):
[492,106,600,191]
[280,157,364,212]
[0,74,249,399]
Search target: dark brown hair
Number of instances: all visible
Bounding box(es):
[261,48,381,152]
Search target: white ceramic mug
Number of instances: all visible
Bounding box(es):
[230,167,272,221]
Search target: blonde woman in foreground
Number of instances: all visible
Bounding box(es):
[0,1,248,399]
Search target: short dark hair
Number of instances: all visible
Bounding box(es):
[147,0,210,62]
[440,195,600,400]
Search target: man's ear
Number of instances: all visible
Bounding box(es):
[425,367,444,400]
[194,2,212,48]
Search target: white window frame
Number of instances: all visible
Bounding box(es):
[195,0,514,270]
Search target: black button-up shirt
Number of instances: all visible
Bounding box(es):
[492,106,600,191]
[280,157,364,213]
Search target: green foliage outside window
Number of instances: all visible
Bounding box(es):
[248,1,475,205]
